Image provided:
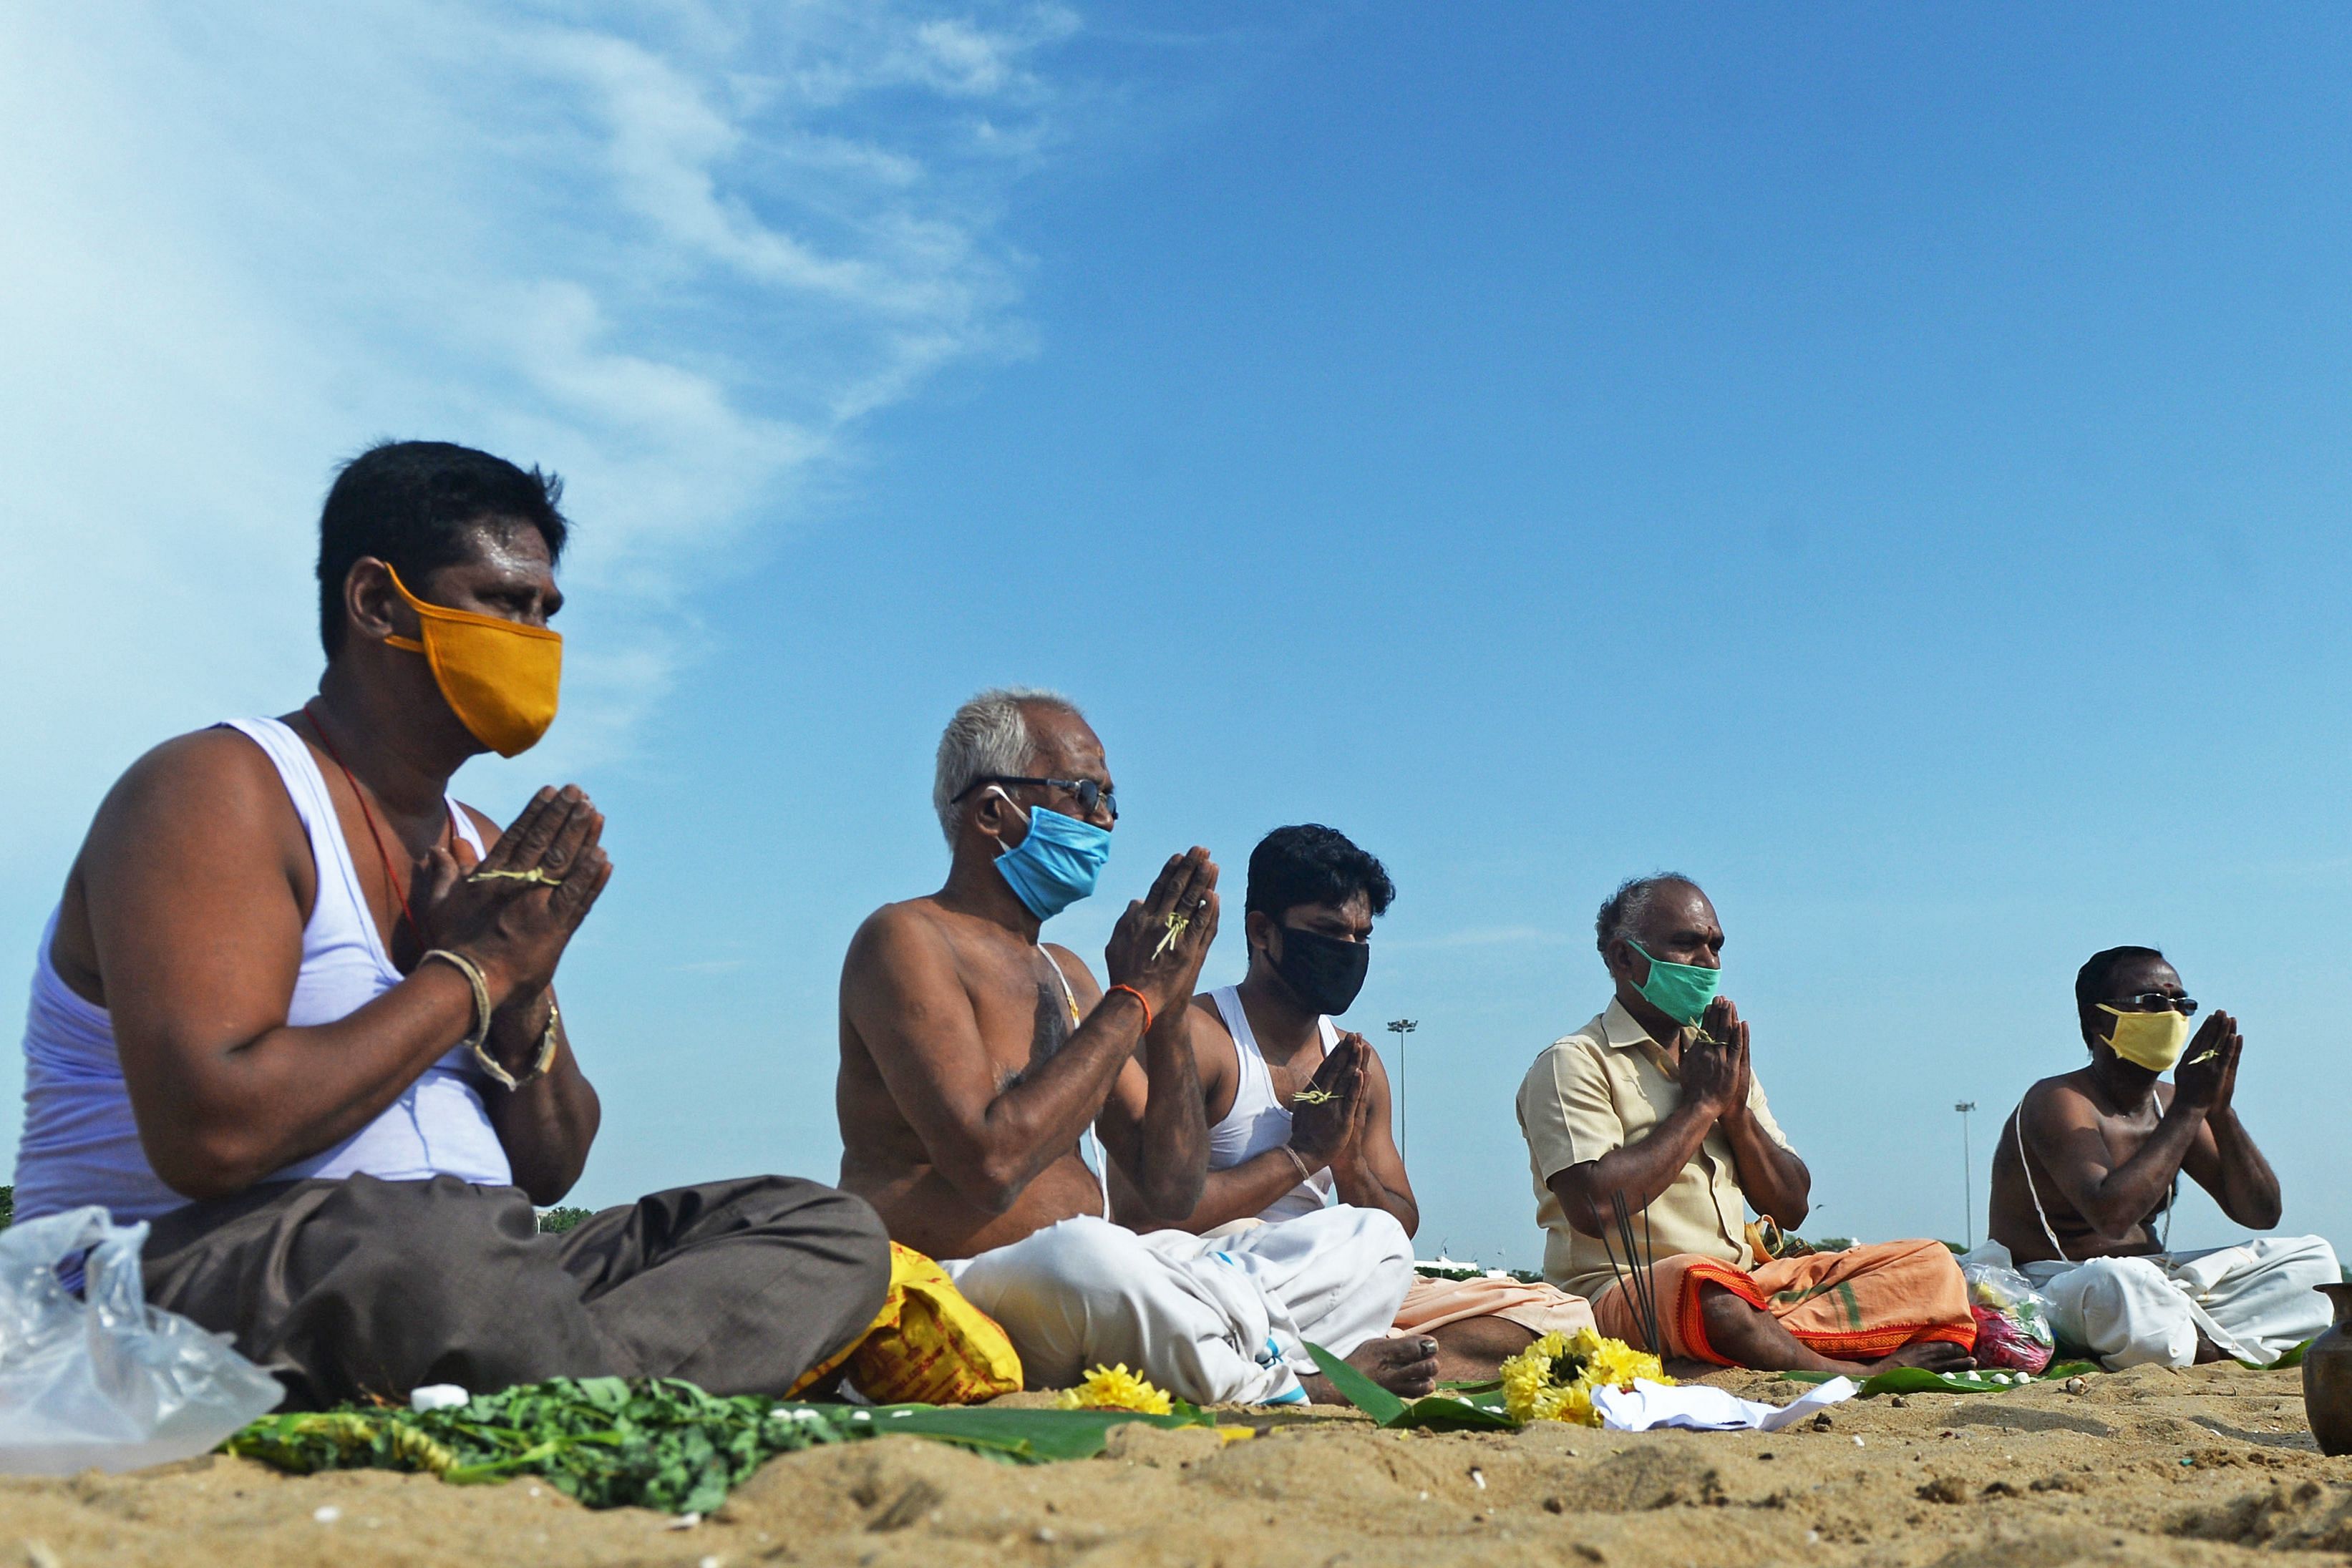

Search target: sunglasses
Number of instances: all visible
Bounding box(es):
[2109,990,2200,1018]
[955,775,1119,821]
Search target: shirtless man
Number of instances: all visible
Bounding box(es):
[1987,945,2336,1369]
[1519,875,1977,1373]
[14,440,888,1408]
[1112,824,1590,1382]
[837,690,1432,1404]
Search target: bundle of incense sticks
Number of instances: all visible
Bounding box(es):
[1599,1188,1663,1356]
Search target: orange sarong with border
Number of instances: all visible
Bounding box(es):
[1590,1237,1973,1365]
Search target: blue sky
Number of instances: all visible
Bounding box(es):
[5,4,2350,1268]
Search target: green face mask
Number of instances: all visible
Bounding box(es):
[1627,939,1721,1027]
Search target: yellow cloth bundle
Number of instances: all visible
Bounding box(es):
[839,1243,1024,1406]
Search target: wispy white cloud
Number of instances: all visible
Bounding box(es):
[0,0,1076,857]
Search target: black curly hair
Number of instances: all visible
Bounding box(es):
[316,439,568,657]
[1245,824,1396,921]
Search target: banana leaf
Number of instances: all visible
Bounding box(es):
[1781,1360,2099,1396]
[2238,1338,2310,1371]
[815,1402,1227,1461]
[1303,1343,1520,1431]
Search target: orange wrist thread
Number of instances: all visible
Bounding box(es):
[1108,983,1154,1034]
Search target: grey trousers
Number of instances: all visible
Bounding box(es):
[141,1172,892,1410]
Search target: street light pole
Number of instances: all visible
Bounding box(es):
[1955,1101,1978,1250]
[1386,1019,1418,1159]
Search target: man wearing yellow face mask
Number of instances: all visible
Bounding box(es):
[1986,945,2337,1370]
[14,439,889,1408]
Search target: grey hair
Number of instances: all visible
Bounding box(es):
[1595,873,1701,954]
[933,686,1086,845]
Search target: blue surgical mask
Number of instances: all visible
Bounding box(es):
[991,790,1112,920]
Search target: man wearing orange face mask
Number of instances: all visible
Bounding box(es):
[14,440,889,1408]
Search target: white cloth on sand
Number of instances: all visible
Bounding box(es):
[2016,1235,2339,1370]
[1591,1376,1855,1433]
[943,1207,1414,1405]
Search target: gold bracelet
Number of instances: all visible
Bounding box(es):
[420,950,558,1091]
[474,997,562,1092]
[516,998,562,1088]
[419,948,493,1057]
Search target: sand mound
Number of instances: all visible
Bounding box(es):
[3,1363,2346,1566]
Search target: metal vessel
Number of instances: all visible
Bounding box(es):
[2303,1282,2352,1456]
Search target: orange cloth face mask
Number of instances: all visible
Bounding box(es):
[382,565,563,757]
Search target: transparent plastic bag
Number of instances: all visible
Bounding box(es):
[0,1206,283,1473]
[1961,1257,2057,1374]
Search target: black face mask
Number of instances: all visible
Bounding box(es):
[1271,925,1371,1016]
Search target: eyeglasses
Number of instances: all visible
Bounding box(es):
[954,775,1118,821]
[2109,991,2199,1017]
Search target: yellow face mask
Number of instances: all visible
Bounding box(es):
[383,565,563,757]
[2096,1003,2192,1073]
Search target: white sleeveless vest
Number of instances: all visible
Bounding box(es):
[12,717,512,1224]
[1206,985,1337,1221]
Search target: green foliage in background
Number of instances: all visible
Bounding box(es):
[1411,1262,1542,1285]
[225,1375,1233,1514]
[1,1184,12,1229]
[536,1206,593,1234]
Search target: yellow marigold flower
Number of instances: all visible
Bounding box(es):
[1056,1363,1174,1415]
[1530,1381,1595,1426]
[1580,1338,1669,1393]
[1500,1334,1586,1425]
[1497,1328,1668,1426]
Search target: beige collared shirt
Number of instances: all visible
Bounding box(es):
[1516,998,1794,1302]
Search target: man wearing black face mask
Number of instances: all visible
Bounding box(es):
[1108,825,1406,1233]
[1111,824,1595,1382]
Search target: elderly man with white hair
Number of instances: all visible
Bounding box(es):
[832,688,1431,1405]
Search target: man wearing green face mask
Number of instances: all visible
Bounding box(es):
[1517,875,1978,1373]
[1983,945,2337,1370]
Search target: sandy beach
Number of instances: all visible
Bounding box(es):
[4,1363,2346,1567]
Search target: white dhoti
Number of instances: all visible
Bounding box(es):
[943,1206,1414,1405]
[2022,1235,2340,1370]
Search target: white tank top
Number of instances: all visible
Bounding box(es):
[1206,984,1337,1222]
[12,717,513,1225]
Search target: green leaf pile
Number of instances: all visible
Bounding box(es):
[228,1377,837,1514]
[225,1376,1234,1514]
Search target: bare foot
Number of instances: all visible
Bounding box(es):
[1427,1317,1537,1384]
[1302,1336,1439,1403]
[1871,1340,1976,1374]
